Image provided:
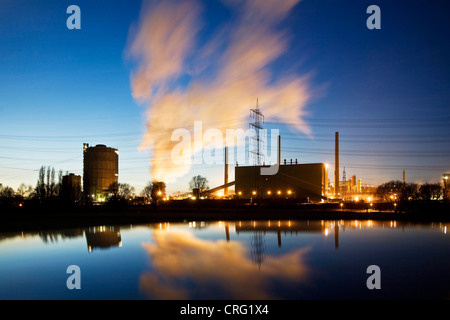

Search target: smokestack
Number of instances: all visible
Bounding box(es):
[224,146,229,196]
[278,135,281,166]
[335,132,339,197]
[403,169,405,186]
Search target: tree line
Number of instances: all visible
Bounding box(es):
[376,180,445,203]
[376,180,448,213]
[1,164,210,208]
[0,166,71,207]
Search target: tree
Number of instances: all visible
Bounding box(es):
[17,183,34,198]
[418,183,443,201]
[0,184,16,208]
[36,166,47,200]
[56,170,63,197]
[118,183,135,200]
[141,181,166,205]
[141,182,153,203]
[35,166,63,201]
[46,166,51,197]
[0,184,15,199]
[376,180,418,203]
[109,182,119,196]
[189,175,209,192]
[402,182,419,202]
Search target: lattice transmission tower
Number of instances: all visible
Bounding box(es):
[249,98,265,166]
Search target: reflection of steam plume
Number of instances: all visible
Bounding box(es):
[127,0,312,183]
[139,229,310,299]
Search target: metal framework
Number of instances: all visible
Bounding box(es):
[249,98,265,166]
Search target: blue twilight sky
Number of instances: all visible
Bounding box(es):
[0,0,449,194]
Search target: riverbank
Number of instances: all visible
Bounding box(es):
[1,201,449,232]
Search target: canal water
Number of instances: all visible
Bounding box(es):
[0,220,448,300]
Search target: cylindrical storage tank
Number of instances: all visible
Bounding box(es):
[83,144,119,202]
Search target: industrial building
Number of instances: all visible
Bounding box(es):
[61,173,82,201]
[234,162,328,202]
[205,103,330,203]
[83,143,119,202]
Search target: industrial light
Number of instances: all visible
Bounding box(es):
[277,190,282,195]
[238,191,242,196]
[252,191,257,195]
[267,191,271,195]
[287,190,292,195]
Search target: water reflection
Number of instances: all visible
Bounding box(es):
[234,220,326,247]
[85,226,122,252]
[39,229,84,243]
[0,220,447,252]
[139,228,311,300]
[0,220,448,299]
[1,226,124,253]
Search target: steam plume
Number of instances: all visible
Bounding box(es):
[127,0,312,183]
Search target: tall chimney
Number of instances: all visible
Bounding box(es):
[278,135,281,166]
[224,146,229,196]
[335,132,339,197]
